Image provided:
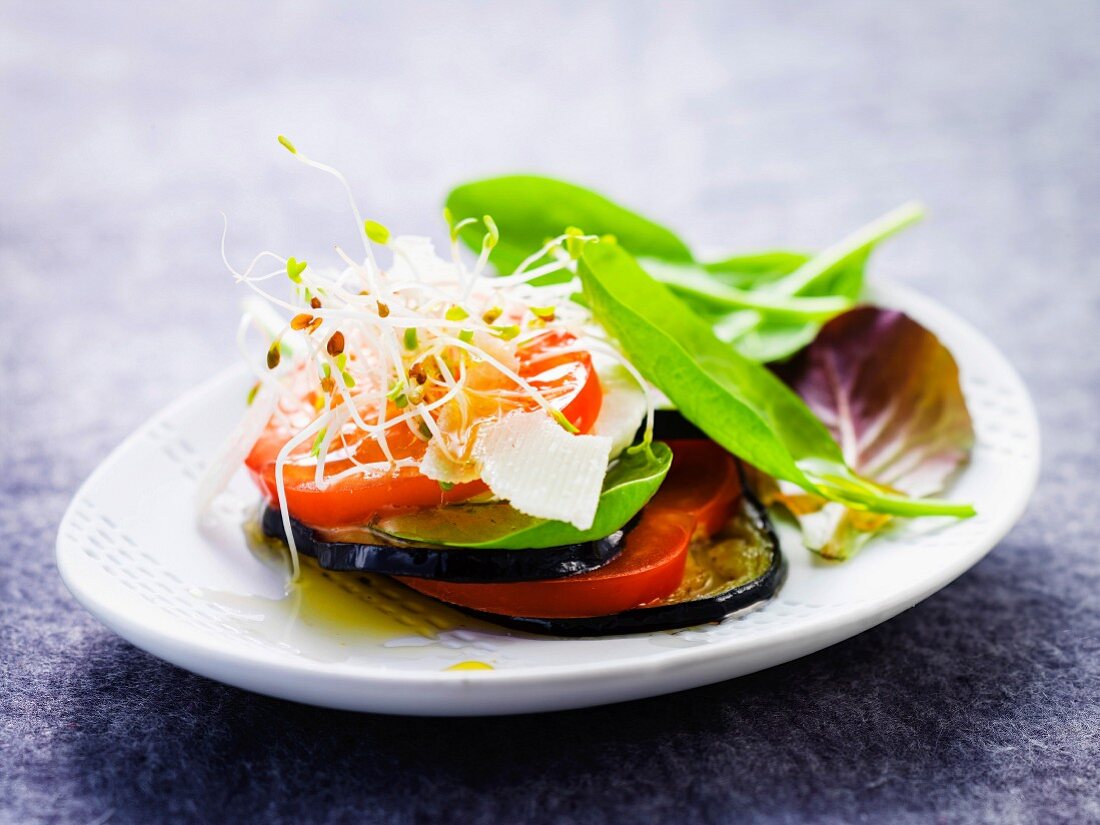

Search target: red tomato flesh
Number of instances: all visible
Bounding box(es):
[401,440,742,619]
[401,507,695,618]
[518,329,603,434]
[650,440,743,536]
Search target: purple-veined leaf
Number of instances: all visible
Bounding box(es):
[768,306,975,557]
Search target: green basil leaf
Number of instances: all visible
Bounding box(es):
[579,242,974,518]
[373,442,672,549]
[444,175,693,275]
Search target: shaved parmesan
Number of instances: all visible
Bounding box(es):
[590,363,647,457]
[474,411,612,530]
[420,439,481,484]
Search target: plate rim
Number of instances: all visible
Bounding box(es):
[56,280,1041,714]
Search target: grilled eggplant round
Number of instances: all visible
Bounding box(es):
[260,506,632,583]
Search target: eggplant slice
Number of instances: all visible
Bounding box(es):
[453,470,785,636]
[652,408,709,440]
[260,506,632,583]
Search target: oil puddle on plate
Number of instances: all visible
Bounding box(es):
[192,519,506,669]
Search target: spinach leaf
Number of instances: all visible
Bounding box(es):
[717,317,823,364]
[684,252,823,362]
[768,201,924,297]
[636,256,832,370]
[579,242,974,518]
[444,175,693,274]
[703,250,810,286]
[642,259,853,321]
[373,442,672,549]
[673,204,924,363]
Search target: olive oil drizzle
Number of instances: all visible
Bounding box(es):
[193,520,471,661]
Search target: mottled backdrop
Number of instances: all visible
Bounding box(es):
[2,2,1098,823]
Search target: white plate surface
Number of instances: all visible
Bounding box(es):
[57,283,1039,716]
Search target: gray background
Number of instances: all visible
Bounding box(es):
[2,1,1098,823]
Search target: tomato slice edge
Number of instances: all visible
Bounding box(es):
[400,508,695,618]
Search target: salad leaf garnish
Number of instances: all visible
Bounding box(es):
[445,175,692,274]
[374,442,672,549]
[640,259,854,322]
[578,241,975,519]
[652,203,925,362]
[765,202,924,297]
[702,251,812,287]
[662,252,822,363]
[767,306,976,557]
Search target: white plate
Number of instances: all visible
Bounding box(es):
[57,283,1039,716]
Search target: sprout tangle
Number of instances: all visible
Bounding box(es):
[205,137,654,582]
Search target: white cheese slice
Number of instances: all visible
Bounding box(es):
[474,411,612,530]
[590,362,647,458]
[419,439,482,484]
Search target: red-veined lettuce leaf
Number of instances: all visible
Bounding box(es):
[768,306,975,557]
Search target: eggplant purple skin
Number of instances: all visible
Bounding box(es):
[651,408,708,440]
[450,459,786,637]
[261,506,632,583]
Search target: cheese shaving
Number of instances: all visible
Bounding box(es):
[420,439,482,484]
[590,362,648,458]
[474,411,612,529]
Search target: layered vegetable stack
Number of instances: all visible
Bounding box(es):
[201,139,976,636]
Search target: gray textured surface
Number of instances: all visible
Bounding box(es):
[2,2,1099,823]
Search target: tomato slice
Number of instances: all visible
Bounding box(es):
[518,329,603,434]
[401,508,696,618]
[254,463,489,529]
[401,440,742,619]
[650,440,742,536]
[247,330,602,528]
